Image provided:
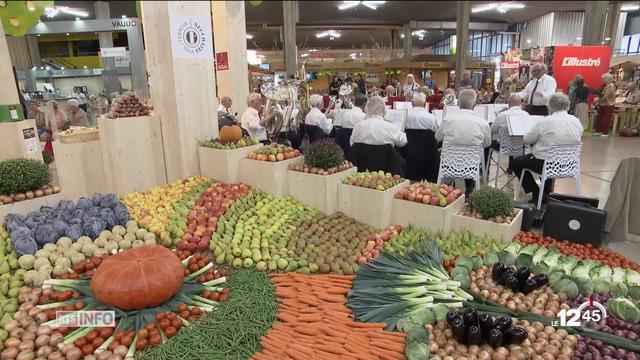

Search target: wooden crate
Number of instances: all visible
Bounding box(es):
[392,195,465,233]
[288,167,357,215]
[0,193,63,223]
[98,115,167,195]
[337,181,410,229]
[52,140,107,201]
[199,144,263,183]
[450,209,523,241]
[0,119,42,162]
[238,157,302,196]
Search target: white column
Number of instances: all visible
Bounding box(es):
[582,1,609,46]
[0,22,22,120]
[141,1,217,181]
[212,1,249,117]
[455,1,470,87]
[283,1,298,77]
[403,23,412,58]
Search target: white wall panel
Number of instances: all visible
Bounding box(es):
[520,12,554,49]
[552,12,585,46]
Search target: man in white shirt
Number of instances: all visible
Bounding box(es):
[406,93,437,132]
[489,93,528,173]
[305,94,333,136]
[512,92,583,203]
[341,96,367,129]
[435,89,491,197]
[240,93,275,143]
[517,63,557,116]
[350,96,407,147]
[217,96,232,115]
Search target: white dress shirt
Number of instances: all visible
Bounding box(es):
[435,109,491,148]
[217,104,230,114]
[517,74,557,106]
[403,82,420,94]
[240,107,267,141]
[341,107,366,129]
[305,107,333,135]
[491,106,529,138]
[406,107,437,131]
[350,116,407,147]
[524,110,583,160]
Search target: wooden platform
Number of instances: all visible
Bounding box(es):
[288,167,357,215]
[337,181,410,229]
[199,144,263,183]
[53,140,107,201]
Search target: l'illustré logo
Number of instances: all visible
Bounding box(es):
[561,57,602,67]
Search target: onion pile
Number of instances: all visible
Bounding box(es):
[427,319,576,360]
[0,185,60,205]
[107,92,152,119]
[574,335,639,360]
[288,160,354,175]
[571,293,640,341]
[470,266,570,316]
[459,204,518,224]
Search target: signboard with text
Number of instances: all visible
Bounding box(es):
[551,46,612,94]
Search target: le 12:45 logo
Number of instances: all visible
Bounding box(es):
[553,298,608,327]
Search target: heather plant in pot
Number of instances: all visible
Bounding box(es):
[289,139,353,175]
[461,187,518,224]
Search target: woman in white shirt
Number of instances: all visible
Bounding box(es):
[403,74,420,95]
[240,93,275,143]
[305,94,333,135]
[350,96,407,147]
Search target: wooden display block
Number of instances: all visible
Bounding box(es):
[238,157,302,196]
[0,193,63,222]
[391,195,465,233]
[199,144,263,183]
[0,119,43,162]
[337,181,410,229]
[98,115,167,195]
[53,140,107,201]
[288,167,357,215]
[450,209,523,241]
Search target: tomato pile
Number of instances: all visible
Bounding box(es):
[514,232,640,271]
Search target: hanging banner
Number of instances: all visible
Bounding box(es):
[169,15,214,59]
[501,61,519,69]
[216,52,229,70]
[551,46,612,93]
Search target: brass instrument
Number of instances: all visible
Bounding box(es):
[260,80,307,143]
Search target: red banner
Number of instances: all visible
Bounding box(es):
[216,52,229,71]
[551,46,612,95]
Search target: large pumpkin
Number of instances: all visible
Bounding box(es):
[219,125,243,143]
[90,246,184,310]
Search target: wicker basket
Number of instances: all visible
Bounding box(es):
[54,129,100,144]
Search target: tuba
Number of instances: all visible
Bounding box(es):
[260,80,306,143]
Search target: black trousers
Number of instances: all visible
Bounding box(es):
[511,154,554,197]
[464,179,475,198]
[526,105,549,116]
[484,140,515,173]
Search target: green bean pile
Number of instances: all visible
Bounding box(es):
[140,269,279,360]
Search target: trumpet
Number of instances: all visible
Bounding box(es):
[260,80,307,143]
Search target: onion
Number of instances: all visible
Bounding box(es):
[15,350,34,360]
[96,351,113,360]
[112,346,128,358]
[17,340,34,352]
[46,352,63,360]
[36,346,53,357]
[1,347,19,359]
[3,321,19,333]
[48,333,63,347]
[65,347,82,360]
[35,335,49,348]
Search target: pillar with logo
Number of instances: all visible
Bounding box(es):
[140,1,217,181]
[212,1,250,118]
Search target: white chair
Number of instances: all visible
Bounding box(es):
[517,142,583,209]
[488,129,525,187]
[437,143,482,192]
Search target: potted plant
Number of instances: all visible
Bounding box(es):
[391,182,465,233]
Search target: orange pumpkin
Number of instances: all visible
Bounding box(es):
[219,125,243,143]
[90,246,184,310]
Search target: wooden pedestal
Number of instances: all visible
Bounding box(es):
[98,115,167,195]
[52,140,107,201]
[199,144,263,183]
[0,193,63,222]
[450,209,523,241]
[0,119,42,162]
[238,157,302,196]
[337,181,410,229]
[392,195,465,233]
[288,167,357,215]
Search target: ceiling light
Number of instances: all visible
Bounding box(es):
[526,39,532,44]
[604,37,611,41]
[576,37,582,40]
[400,34,405,38]
[65,33,70,36]
[301,53,309,57]
[472,2,525,13]
[621,4,640,11]
[31,66,37,70]
[412,30,427,38]
[83,66,88,69]
[246,34,254,40]
[45,6,88,18]
[60,67,65,70]
[26,1,36,11]
[75,17,80,21]
[39,66,44,70]
[121,15,127,19]
[316,30,341,39]
[349,53,357,57]
[45,66,50,70]
[36,34,40,37]
[338,1,386,10]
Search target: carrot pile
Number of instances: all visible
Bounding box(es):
[250,273,407,360]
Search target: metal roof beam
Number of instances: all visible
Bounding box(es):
[410,20,508,31]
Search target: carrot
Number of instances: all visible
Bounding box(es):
[348,321,386,329]
[372,340,405,353]
[275,289,298,298]
[371,348,406,360]
[285,348,308,360]
[298,296,320,307]
[294,326,322,336]
[314,344,346,355]
[276,312,297,323]
[325,287,350,295]
[297,313,322,322]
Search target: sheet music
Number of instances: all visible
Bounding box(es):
[385,109,408,131]
[434,109,444,127]
[508,115,543,136]
[444,105,460,117]
[393,102,413,110]
[473,105,488,120]
[333,109,346,127]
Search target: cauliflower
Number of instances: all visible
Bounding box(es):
[24,270,38,285]
[132,240,145,248]
[33,257,51,271]
[43,243,57,253]
[39,265,52,276]
[94,237,107,248]
[77,236,92,246]
[143,233,156,242]
[71,243,83,252]
[144,238,156,246]
[54,257,71,268]
[93,248,109,257]
[99,230,112,239]
[18,255,36,270]
[70,253,85,265]
[126,220,138,229]
[48,252,61,264]
[123,233,136,243]
[52,264,68,277]
[56,237,73,248]
[104,241,119,254]
[135,228,148,240]
[60,248,74,258]
[82,243,98,257]
[35,249,50,259]
[110,234,124,244]
[33,271,51,287]
[119,240,132,250]
[112,225,126,236]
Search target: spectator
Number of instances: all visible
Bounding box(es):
[594,73,616,136]
[384,85,396,104]
[517,63,557,116]
[305,94,333,135]
[489,93,528,173]
[29,101,47,140]
[329,76,342,96]
[406,93,437,132]
[568,74,584,112]
[424,72,436,91]
[356,74,367,95]
[67,99,88,127]
[217,96,233,115]
[403,74,420,94]
[457,70,475,90]
[341,96,367,129]
[573,78,590,129]
[624,82,640,105]
[73,89,88,111]
[350,96,407,147]
[240,93,276,143]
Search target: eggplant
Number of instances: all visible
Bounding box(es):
[478,313,494,337]
[504,275,519,291]
[532,273,549,288]
[497,268,516,285]
[516,266,532,286]
[462,308,478,328]
[492,263,507,281]
[503,326,528,345]
[467,325,482,345]
[520,278,538,294]
[450,318,466,342]
[487,328,504,347]
[492,315,512,331]
[446,310,462,327]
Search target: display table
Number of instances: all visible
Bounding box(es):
[98,115,167,195]
[288,167,357,215]
[238,157,301,196]
[391,195,465,233]
[0,193,63,222]
[450,209,523,241]
[53,140,107,201]
[337,181,409,229]
[0,119,42,162]
[199,144,263,183]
